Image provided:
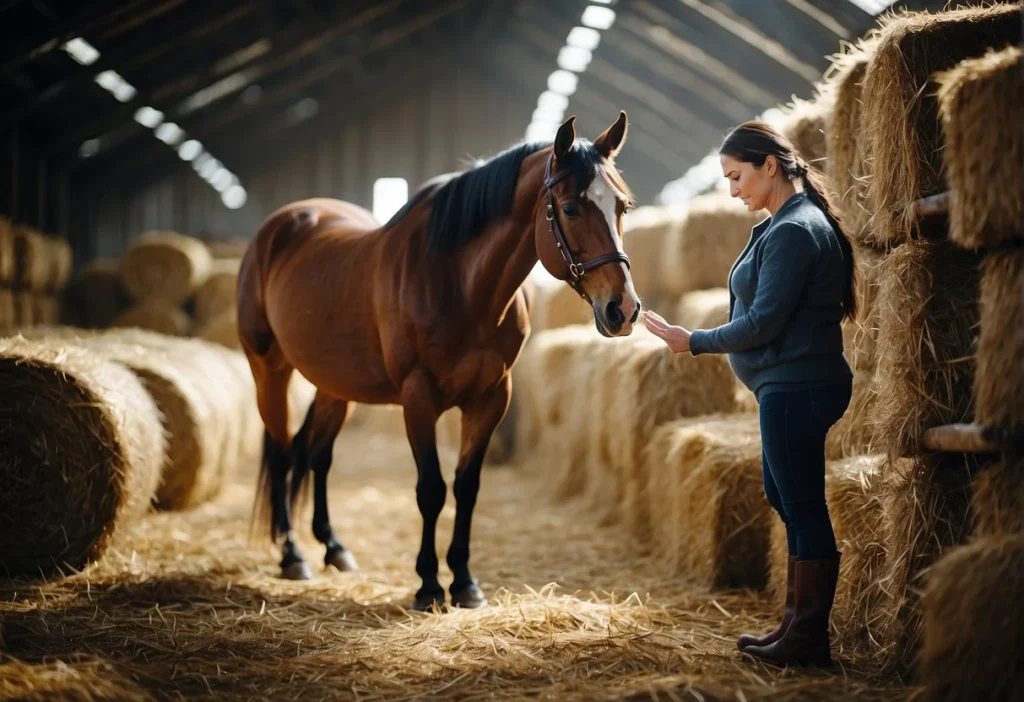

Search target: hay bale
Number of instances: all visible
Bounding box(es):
[936,45,1023,249]
[863,4,1022,249]
[610,336,740,543]
[528,281,593,333]
[0,218,14,284]
[842,248,883,373]
[45,236,74,292]
[878,453,975,677]
[622,205,687,309]
[733,383,758,413]
[31,294,59,326]
[0,289,13,329]
[12,291,33,327]
[0,336,165,578]
[874,239,982,460]
[779,91,834,168]
[112,299,191,337]
[970,452,1023,538]
[196,308,240,350]
[768,455,889,656]
[644,413,767,588]
[193,258,240,325]
[673,288,730,330]
[659,191,765,298]
[205,238,251,260]
[826,371,880,460]
[973,249,1023,432]
[61,258,131,329]
[918,532,1024,702]
[11,224,50,291]
[120,231,214,305]
[824,35,879,248]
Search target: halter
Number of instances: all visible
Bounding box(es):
[543,153,631,305]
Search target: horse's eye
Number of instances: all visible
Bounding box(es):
[561,205,579,218]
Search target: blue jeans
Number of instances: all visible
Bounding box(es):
[759,378,852,560]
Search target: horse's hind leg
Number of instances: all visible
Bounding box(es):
[446,377,511,608]
[251,357,310,580]
[292,394,358,572]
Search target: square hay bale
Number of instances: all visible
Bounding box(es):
[673,287,730,330]
[842,247,884,373]
[769,455,890,656]
[659,191,765,299]
[644,413,767,589]
[874,238,983,460]
[779,89,834,169]
[824,35,880,248]
[935,45,1023,249]
[970,451,1024,537]
[608,336,739,545]
[877,453,976,677]
[863,3,1022,249]
[622,205,687,309]
[973,249,1024,432]
[918,532,1023,702]
[528,281,594,333]
[826,370,881,460]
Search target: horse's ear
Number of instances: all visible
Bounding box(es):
[553,116,576,161]
[594,111,628,159]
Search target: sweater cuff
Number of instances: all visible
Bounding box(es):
[689,329,711,356]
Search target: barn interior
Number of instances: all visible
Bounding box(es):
[1,1,1022,700]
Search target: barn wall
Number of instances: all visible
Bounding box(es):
[86,66,535,259]
[0,123,74,243]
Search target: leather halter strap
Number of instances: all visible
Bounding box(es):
[543,153,631,305]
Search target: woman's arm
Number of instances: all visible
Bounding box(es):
[689,223,819,356]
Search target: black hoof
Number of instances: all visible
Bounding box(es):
[412,588,446,612]
[450,581,487,609]
[281,561,313,580]
[325,547,359,573]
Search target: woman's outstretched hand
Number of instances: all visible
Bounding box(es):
[643,310,692,353]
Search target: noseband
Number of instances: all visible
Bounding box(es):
[543,154,631,305]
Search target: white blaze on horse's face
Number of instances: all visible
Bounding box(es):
[583,168,639,334]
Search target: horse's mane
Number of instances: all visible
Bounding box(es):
[383,138,609,254]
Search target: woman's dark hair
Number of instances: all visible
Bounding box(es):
[719,120,857,323]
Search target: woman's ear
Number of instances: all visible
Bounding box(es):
[765,154,778,178]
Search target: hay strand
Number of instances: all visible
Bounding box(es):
[0,335,165,578]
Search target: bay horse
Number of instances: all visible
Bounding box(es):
[237,112,642,611]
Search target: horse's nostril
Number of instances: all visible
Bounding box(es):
[605,299,625,327]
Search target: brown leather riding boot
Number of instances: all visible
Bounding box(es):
[737,556,796,651]
[743,553,841,667]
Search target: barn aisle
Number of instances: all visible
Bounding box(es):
[0,430,908,701]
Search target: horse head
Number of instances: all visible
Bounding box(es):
[534,111,641,337]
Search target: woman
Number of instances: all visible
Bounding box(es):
[644,121,856,668]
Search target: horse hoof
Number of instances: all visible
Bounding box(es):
[411,589,446,612]
[281,561,313,580]
[451,582,487,609]
[325,548,359,573]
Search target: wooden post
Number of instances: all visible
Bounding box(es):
[922,423,1015,454]
[912,190,951,219]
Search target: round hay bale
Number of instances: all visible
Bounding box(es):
[11,224,50,291]
[195,308,240,350]
[61,258,131,329]
[205,238,251,260]
[112,299,190,337]
[0,289,14,330]
[193,258,240,325]
[0,335,165,578]
[12,291,33,327]
[120,231,213,305]
[45,236,74,292]
[0,217,14,284]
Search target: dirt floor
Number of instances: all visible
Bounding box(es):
[0,430,914,701]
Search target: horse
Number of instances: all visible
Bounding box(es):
[237,112,642,611]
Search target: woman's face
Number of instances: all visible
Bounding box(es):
[720,153,776,212]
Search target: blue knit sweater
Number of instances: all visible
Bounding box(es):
[688,191,852,400]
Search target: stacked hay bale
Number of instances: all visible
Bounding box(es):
[778,88,835,171]
[0,335,165,578]
[115,231,214,336]
[856,3,1022,676]
[621,205,688,313]
[0,218,73,331]
[193,258,242,349]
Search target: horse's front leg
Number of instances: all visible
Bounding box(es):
[446,377,511,608]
